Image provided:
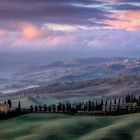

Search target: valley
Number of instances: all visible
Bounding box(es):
[1,57,140,93]
[1,57,140,108]
[0,75,140,108]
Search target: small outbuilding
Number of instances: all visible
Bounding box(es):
[0,103,10,113]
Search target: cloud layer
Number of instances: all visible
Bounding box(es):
[0,0,139,56]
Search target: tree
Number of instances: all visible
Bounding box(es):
[66,103,70,112]
[62,104,65,112]
[8,100,12,108]
[105,100,108,106]
[130,94,134,103]
[30,105,34,112]
[57,102,62,112]
[92,102,95,111]
[100,100,104,111]
[118,98,121,104]
[117,101,120,111]
[133,94,137,102]
[88,100,92,111]
[126,94,130,103]
[43,105,47,112]
[78,102,82,111]
[114,98,116,104]
[109,101,112,111]
[18,101,21,111]
[105,100,108,112]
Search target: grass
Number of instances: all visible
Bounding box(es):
[0,113,139,140]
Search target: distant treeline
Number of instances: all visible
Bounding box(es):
[1,94,140,120]
[28,94,140,114]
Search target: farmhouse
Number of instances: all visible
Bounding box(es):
[102,102,139,112]
[0,103,10,113]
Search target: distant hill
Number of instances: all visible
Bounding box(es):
[1,75,140,108]
[8,74,140,96]
[1,57,140,95]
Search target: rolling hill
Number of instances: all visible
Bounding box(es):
[0,75,140,108]
[1,57,140,94]
[0,113,139,140]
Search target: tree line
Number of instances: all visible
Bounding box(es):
[29,94,140,114]
[4,94,140,115]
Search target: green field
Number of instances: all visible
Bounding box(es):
[0,113,139,140]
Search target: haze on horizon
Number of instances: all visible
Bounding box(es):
[0,0,140,60]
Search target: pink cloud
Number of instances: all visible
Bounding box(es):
[11,25,76,49]
[17,23,45,39]
[0,30,7,39]
[95,10,140,31]
[50,35,76,46]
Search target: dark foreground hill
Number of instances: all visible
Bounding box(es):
[0,113,139,140]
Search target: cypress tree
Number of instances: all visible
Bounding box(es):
[18,101,21,111]
[8,100,12,108]
[30,105,34,112]
[35,105,38,112]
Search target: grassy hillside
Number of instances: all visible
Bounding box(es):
[0,113,139,140]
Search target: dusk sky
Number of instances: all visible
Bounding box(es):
[0,0,140,58]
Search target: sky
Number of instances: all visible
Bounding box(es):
[0,0,140,58]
